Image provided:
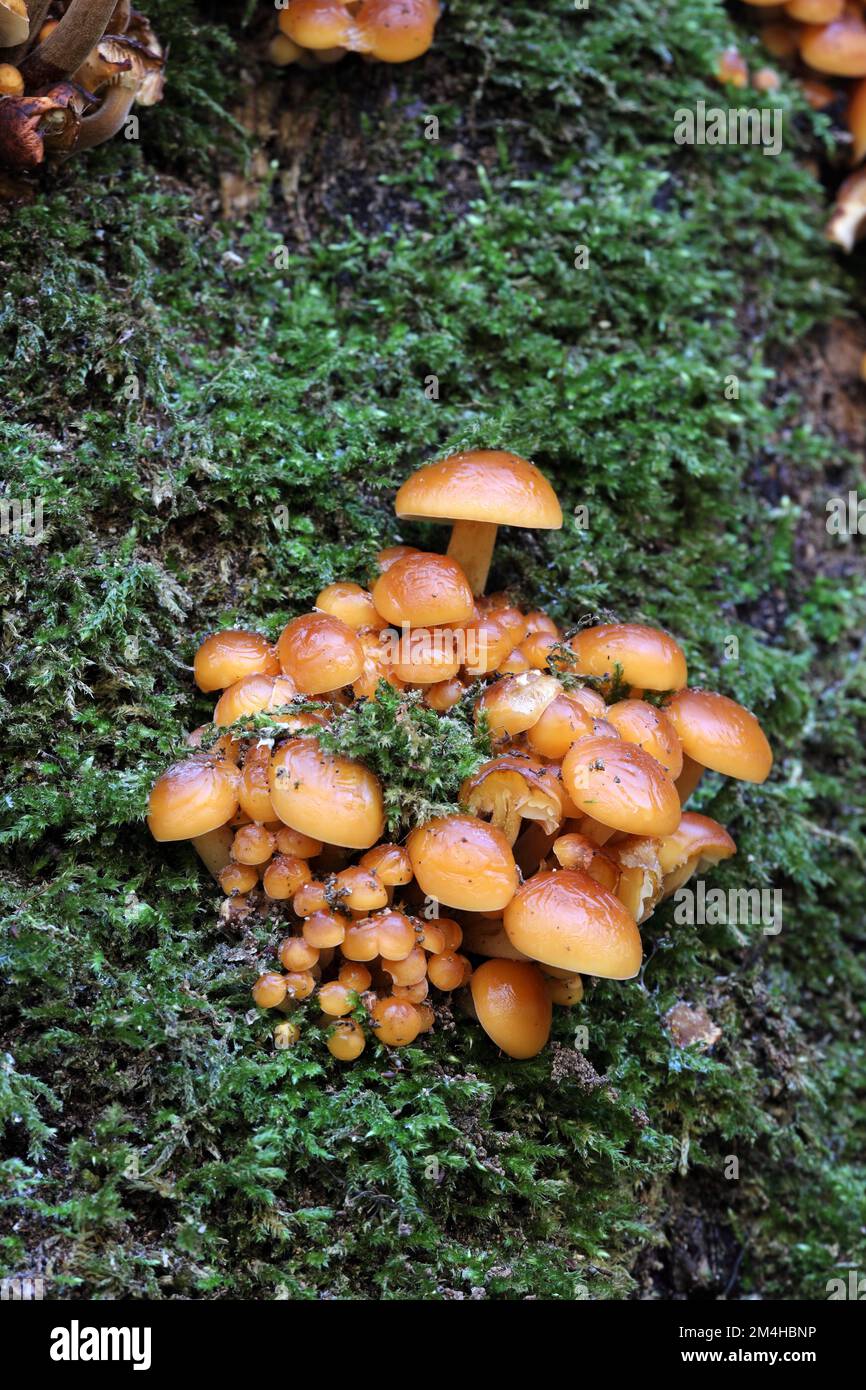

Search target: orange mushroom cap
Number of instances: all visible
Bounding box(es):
[194,629,280,692]
[562,735,681,837]
[279,0,354,49]
[269,738,385,848]
[315,581,380,630]
[799,7,866,74]
[372,551,474,628]
[277,612,364,694]
[503,869,643,978]
[148,757,240,841]
[212,673,300,727]
[477,671,561,740]
[785,0,843,22]
[355,0,440,63]
[525,691,597,760]
[470,959,552,1059]
[664,689,773,783]
[657,811,737,877]
[569,623,687,692]
[604,698,684,779]
[396,449,562,530]
[407,813,519,912]
[460,754,564,843]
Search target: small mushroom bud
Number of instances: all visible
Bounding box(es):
[264,854,312,900]
[280,935,320,972]
[0,63,24,96]
[284,970,316,1001]
[341,917,381,961]
[334,865,388,912]
[355,0,440,63]
[358,842,412,886]
[374,910,416,960]
[274,1020,301,1049]
[326,1017,366,1061]
[799,7,866,74]
[268,32,303,65]
[526,693,596,759]
[275,825,323,858]
[303,910,349,948]
[339,961,372,991]
[278,0,355,50]
[318,981,355,1017]
[231,823,276,865]
[315,581,380,630]
[381,945,427,987]
[370,996,421,1047]
[252,972,288,1008]
[424,676,467,710]
[427,950,469,992]
[219,861,259,896]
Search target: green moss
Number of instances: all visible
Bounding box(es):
[1,0,864,1299]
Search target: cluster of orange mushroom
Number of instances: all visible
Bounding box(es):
[268,0,441,71]
[0,0,163,180]
[727,0,866,248]
[147,450,773,1063]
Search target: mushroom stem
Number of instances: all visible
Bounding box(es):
[191,825,235,880]
[576,815,616,846]
[447,519,498,596]
[675,755,705,806]
[72,79,135,151]
[19,0,117,89]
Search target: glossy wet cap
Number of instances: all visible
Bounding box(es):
[569,623,687,691]
[269,738,385,848]
[470,959,552,1059]
[277,612,364,694]
[148,758,240,841]
[407,813,519,911]
[664,689,772,782]
[372,551,474,627]
[396,449,562,528]
[562,736,681,836]
[194,629,279,692]
[503,869,643,978]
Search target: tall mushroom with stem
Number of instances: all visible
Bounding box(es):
[395,449,563,596]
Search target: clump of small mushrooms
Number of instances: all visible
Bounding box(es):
[0,0,164,179]
[147,450,773,1063]
[268,0,441,70]
[724,0,866,249]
